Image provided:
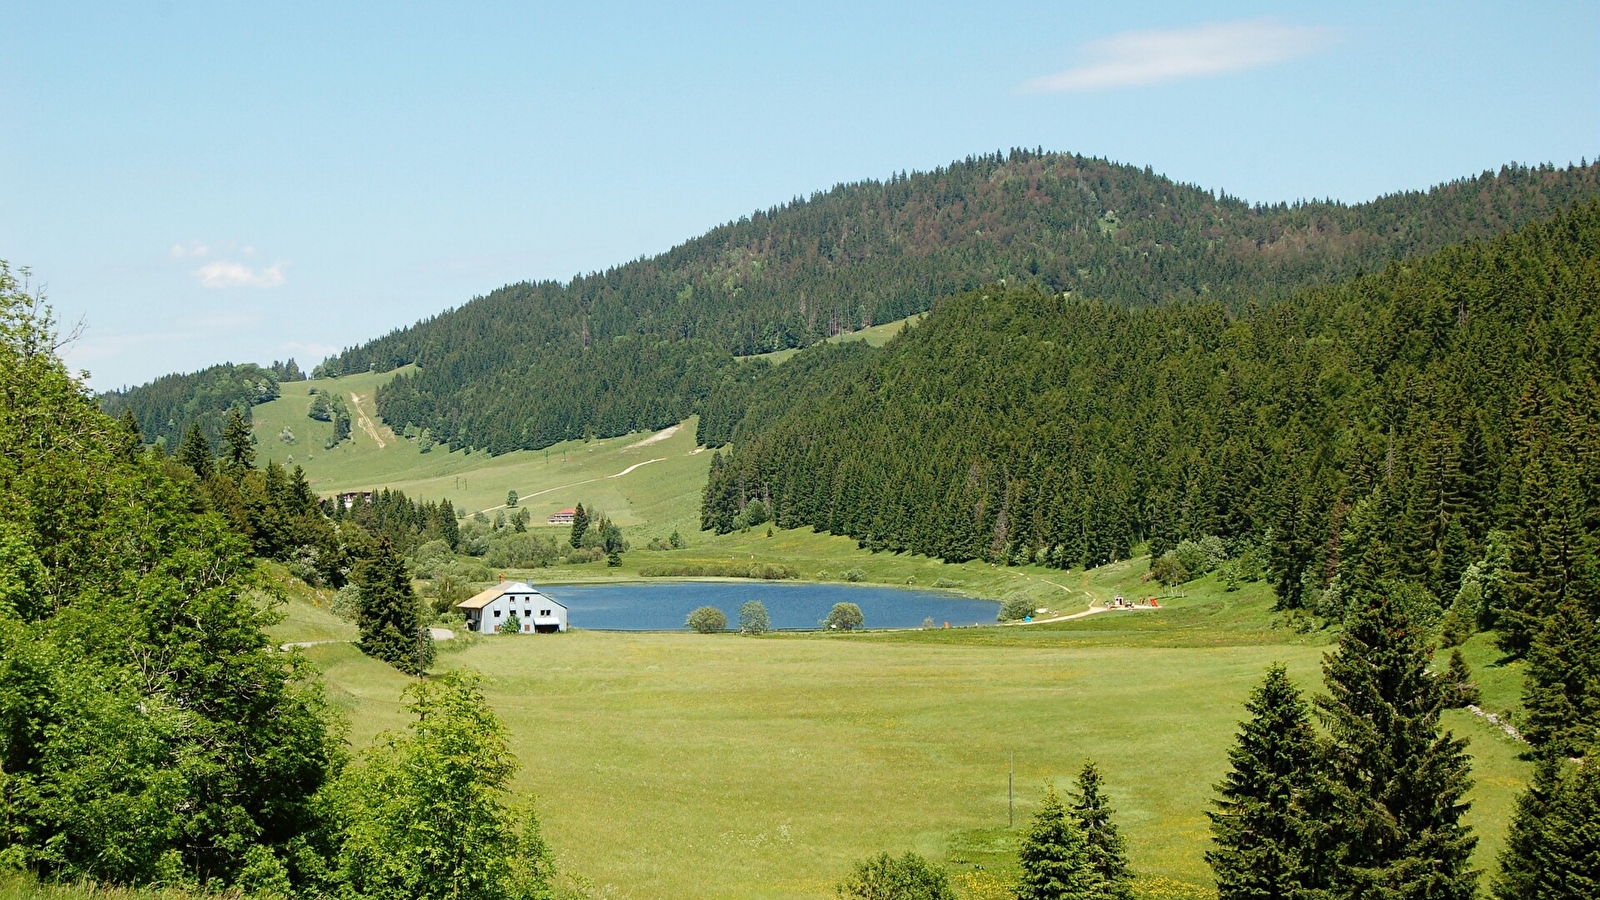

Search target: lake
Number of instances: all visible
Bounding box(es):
[538,581,1000,631]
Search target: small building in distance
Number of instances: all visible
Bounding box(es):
[456,581,568,634]
[547,508,578,525]
[338,490,374,509]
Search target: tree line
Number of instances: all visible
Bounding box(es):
[304,153,1599,456]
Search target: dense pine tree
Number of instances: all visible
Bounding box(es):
[220,405,255,477]
[1069,763,1132,900]
[1206,665,1317,900]
[1522,596,1600,758]
[351,538,435,675]
[1016,785,1096,900]
[177,420,215,479]
[1495,753,1600,900]
[1303,591,1477,900]
[569,503,589,548]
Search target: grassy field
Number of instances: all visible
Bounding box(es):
[746,312,927,365]
[250,370,711,530]
[244,358,1530,899]
[274,552,1530,900]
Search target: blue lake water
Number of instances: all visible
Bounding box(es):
[539,581,999,631]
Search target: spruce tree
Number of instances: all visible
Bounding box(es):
[1522,596,1600,758]
[177,421,215,479]
[352,538,434,675]
[220,405,255,478]
[1441,648,1481,710]
[1495,753,1600,900]
[569,502,589,548]
[1206,665,1317,900]
[1016,785,1096,900]
[1308,591,1478,899]
[1070,762,1133,900]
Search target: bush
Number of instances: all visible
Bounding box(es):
[686,606,728,634]
[738,600,771,635]
[838,851,954,900]
[637,561,797,579]
[844,568,867,583]
[484,532,560,569]
[825,602,865,631]
[932,578,963,589]
[998,596,1036,622]
[1151,551,1190,587]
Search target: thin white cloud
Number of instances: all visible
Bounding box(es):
[1021,18,1335,93]
[194,260,287,289]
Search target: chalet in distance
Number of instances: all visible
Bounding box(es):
[456,581,569,633]
[547,508,578,525]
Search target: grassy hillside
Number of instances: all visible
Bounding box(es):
[276,555,1528,900]
[748,312,927,365]
[250,370,711,529]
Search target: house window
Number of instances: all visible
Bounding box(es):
[541,609,552,616]
[493,610,502,618]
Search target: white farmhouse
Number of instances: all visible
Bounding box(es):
[457,581,568,634]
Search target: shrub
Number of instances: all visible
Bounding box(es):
[825,602,865,631]
[844,568,867,583]
[686,606,728,634]
[738,600,771,635]
[998,596,1036,622]
[484,532,560,569]
[1151,551,1190,587]
[838,851,955,900]
[932,578,963,589]
[637,561,797,579]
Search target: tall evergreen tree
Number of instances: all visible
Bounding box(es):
[569,503,589,548]
[1495,752,1600,900]
[177,420,215,479]
[220,404,255,478]
[1016,785,1096,900]
[1304,591,1478,900]
[1522,596,1600,758]
[1206,665,1317,900]
[1069,762,1133,900]
[352,538,434,675]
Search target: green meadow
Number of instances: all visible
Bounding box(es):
[272,549,1530,900]
[250,347,1533,900]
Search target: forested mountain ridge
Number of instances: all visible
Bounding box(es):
[704,201,1600,652]
[100,358,303,449]
[312,152,1600,455]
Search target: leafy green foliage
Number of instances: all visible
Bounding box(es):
[330,672,554,900]
[738,600,770,635]
[825,602,864,631]
[0,262,340,889]
[836,851,954,900]
[685,606,727,634]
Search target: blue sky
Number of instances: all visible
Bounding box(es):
[2,2,1595,389]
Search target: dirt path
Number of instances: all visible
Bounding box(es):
[610,457,665,478]
[350,393,386,449]
[1008,604,1155,626]
[626,424,679,448]
[480,459,666,514]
